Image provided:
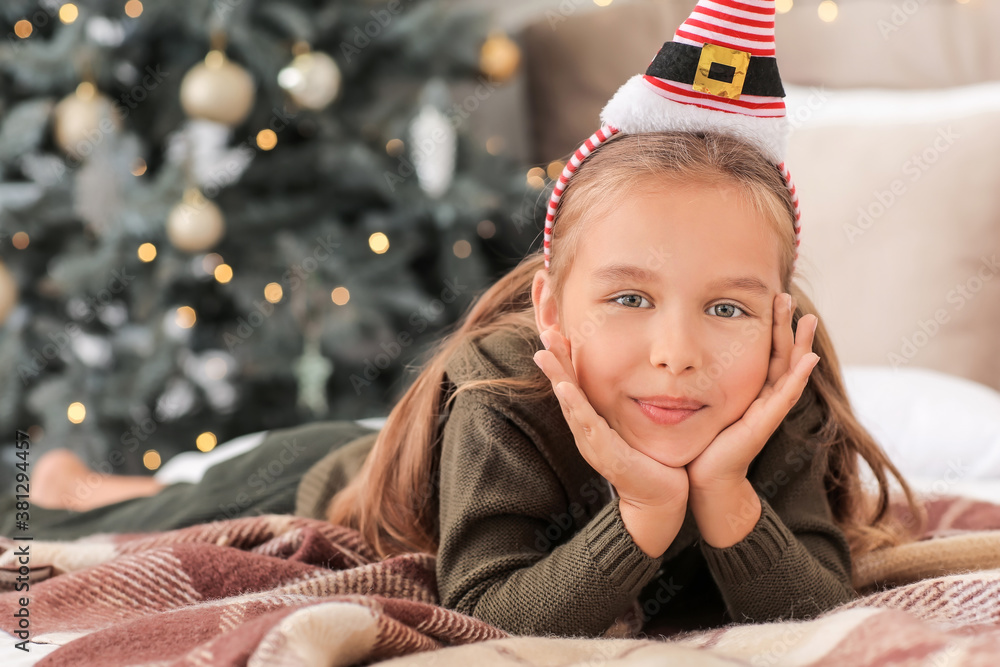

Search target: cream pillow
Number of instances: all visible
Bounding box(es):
[785,81,1000,394]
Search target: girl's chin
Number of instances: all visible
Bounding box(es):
[609,418,711,465]
[630,440,708,469]
[651,453,700,468]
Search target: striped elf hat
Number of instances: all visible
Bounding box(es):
[543,0,800,271]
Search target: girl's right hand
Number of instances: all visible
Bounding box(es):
[533,326,690,514]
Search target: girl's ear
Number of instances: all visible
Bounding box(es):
[532,268,560,334]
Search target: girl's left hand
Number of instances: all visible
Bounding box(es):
[685,292,821,495]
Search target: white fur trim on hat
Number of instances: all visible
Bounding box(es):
[599,74,790,166]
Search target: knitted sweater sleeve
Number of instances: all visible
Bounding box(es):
[435,393,665,638]
[697,434,859,623]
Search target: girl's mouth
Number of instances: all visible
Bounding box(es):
[632,399,704,425]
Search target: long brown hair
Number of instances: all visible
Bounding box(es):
[326,130,927,562]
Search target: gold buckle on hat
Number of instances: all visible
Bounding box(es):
[693,43,750,99]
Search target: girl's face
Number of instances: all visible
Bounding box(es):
[533,178,783,468]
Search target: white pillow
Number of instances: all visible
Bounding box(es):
[844,365,1000,495]
[784,81,1000,127]
[782,82,1000,399]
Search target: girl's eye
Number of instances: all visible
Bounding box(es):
[708,302,746,318]
[611,294,651,309]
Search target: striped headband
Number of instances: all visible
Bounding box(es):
[544,0,800,272]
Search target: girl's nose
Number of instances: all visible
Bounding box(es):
[647,314,702,374]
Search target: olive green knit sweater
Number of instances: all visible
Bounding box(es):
[295,326,858,638]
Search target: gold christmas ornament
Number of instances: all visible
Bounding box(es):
[0,260,18,326]
[479,32,521,83]
[52,82,123,160]
[278,50,342,111]
[166,188,226,253]
[179,50,256,126]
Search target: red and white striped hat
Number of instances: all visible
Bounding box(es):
[543,0,800,271]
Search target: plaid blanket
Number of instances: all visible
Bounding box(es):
[0,516,508,666]
[2,492,1000,666]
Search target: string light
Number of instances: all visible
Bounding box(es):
[175,306,196,328]
[59,4,79,24]
[331,287,350,305]
[137,243,156,262]
[818,0,838,22]
[196,432,217,452]
[124,0,143,18]
[213,263,233,283]
[14,20,32,38]
[143,449,161,470]
[486,136,505,155]
[386,138,404,156]
[527,167,546,190]
[477,220,496,238]
[67,402,86,424]
[453,240,471,258]
[264,282,283,303]
[256,129,277,150]
[12,232,29,249]
[369,232,389,254]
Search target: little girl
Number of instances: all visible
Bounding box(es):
[322,0,929,638]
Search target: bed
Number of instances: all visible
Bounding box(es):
[2,491,1000,666]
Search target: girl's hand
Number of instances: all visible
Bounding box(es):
[686,293,821,495]
[533,325,690,512]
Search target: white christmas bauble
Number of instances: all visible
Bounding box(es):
[52,84,123,160]
[409,102,456,199]
[278,51,342,111]
[167,189,226,253]
[180,51,256,127]
[0,261,18,326]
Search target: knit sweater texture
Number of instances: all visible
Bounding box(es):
[295,325,858,638]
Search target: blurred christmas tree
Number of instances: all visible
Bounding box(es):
[0,0,541,476]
